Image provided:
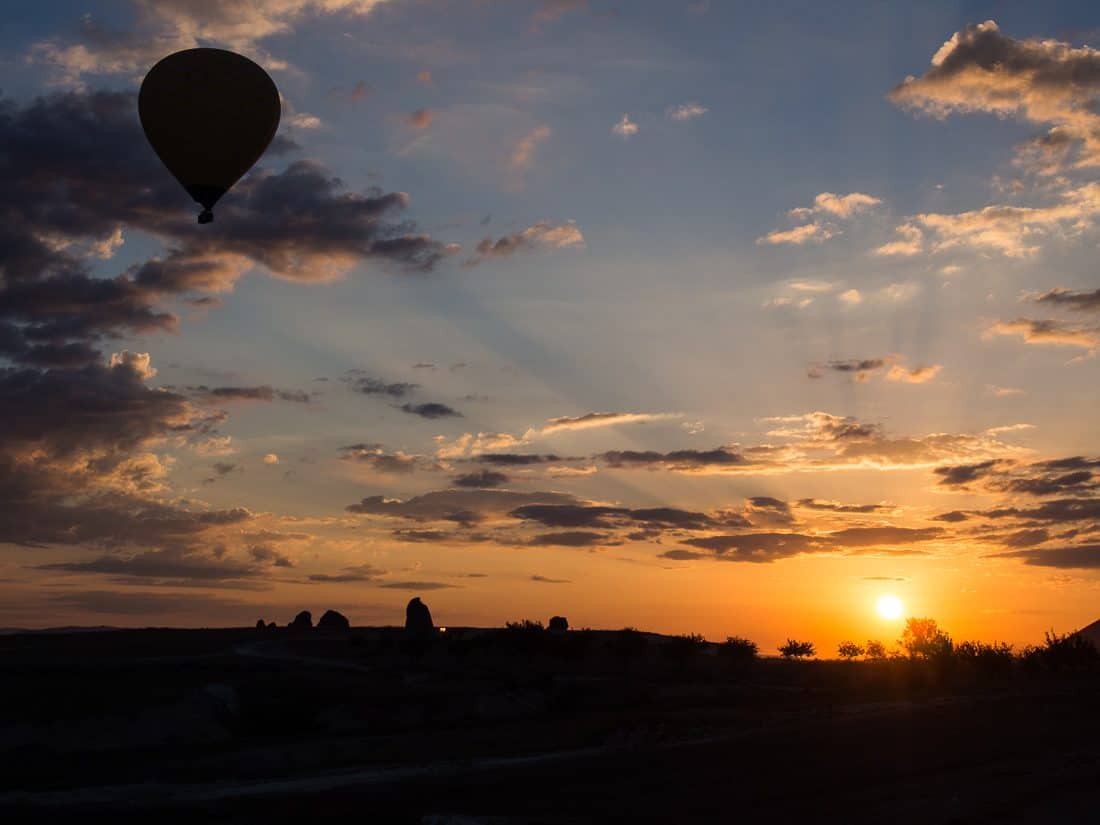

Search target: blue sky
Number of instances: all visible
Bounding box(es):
[1,1,1098,648]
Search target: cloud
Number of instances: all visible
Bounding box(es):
[598,447,744,471]
[540,411,676,434]
[289,113,322,130]
[39,545,270,582]
[400,402,462,419]
[0,91,452,374]
[342,372,420,398]
[1033,287,1100,313]
[452,470,509,488]
[377,581,458,590]
[889,20,1100,173]
[666,102,708,121]
[346,489,581,522]
[184,385,311,404]
[874,223,924,257]
[528,531,616,547]
[509,125,551,172]
[986,318,1099,351]
[30,1,392,83]
[756,223,835,246]
[531,574,571,583]
[886,364,943,384]
[789,192,883,220]
[838,289,862,305]
[339,443,427,474]
[991,545,1100,568]
[612,114,639,138]
[760,192,881,247]
[308,564,385,583]
[465,221,584,265]
[675,525,942,564]
[406,108,435,130]
[886,184,1100,258]
[796,499,892,514]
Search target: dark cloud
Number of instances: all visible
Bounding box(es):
[377,581,458,591]
[934,510,970,523]
[185,385,311,404]
[307,564,384,583]
[862,576,909,581]
[934,459,1007,487]
[598,447,743,470]
[511,504,627,528]
[991,544,1100,569]
[678,525,942,563]
[796,499,891,513]
[400,402,462,419]
[346,489,581,521]
[342,372,419,398]
[39,546,266,581]
[1034,287,1100,313]
[531,574,571,583]
[474,453,564,466]
[452,470,510,488]
[527,531,617,547]
[0,90,452,369]
[981,498,1100,524]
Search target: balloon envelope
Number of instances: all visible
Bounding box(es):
[139,48,280,223]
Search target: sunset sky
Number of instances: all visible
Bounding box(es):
[2,1,1098,651]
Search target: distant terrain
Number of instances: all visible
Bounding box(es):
[2,623,1098,824]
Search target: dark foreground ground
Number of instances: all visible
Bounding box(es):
[1,627,1097,823]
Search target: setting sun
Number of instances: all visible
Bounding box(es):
[876,595,904,621]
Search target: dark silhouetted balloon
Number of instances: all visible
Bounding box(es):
[139,48,280,224]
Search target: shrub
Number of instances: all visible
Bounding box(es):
[1024,630,1100,671]
[721,636,759,662]
[663,633,706,661]
[778,639,815,659]
[864,640,887,660]
[837,641,865,659]
[900,617,953,659]
[954,640,1014,674]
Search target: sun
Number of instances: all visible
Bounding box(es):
[876,595,904,620]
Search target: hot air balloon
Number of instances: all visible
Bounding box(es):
[139,48,281,224]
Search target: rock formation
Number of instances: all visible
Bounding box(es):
[405,597,434,636]
[317,609,350,632]
[289,610,313,630]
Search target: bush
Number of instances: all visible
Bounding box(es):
[900,617,953,659]
[1023,630,1100,671]
[663,633,706,661]
[954,640,1014,674]
[864,640,887,660]
[837,641,865,659]
[778,639,815,659]
[721,636,758,662]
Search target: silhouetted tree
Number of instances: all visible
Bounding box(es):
[289,610,312,630]
[255,618,266,630]
[548,615,569,632]
[720,636,758,662]
[779,639,815,659]
[864,639,887,660]
[837,641,864,659]
[900,617,952,659]
[663,633,706,662]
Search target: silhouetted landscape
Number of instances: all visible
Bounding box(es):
[2,603,1098,823]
